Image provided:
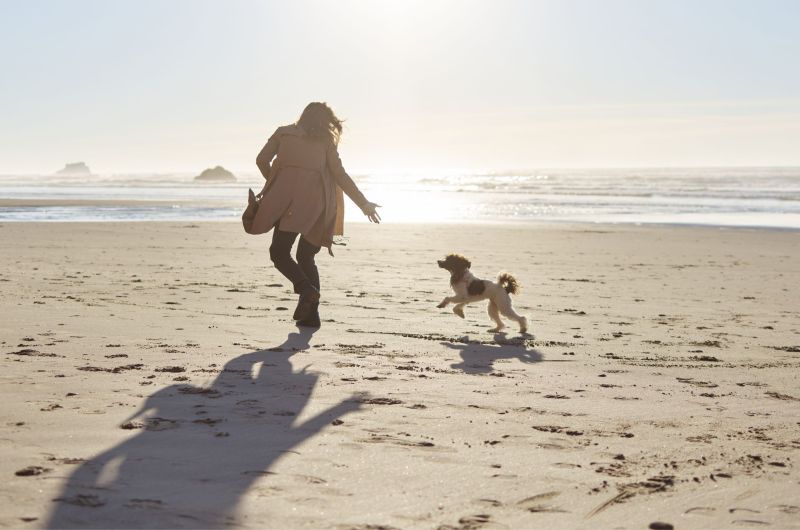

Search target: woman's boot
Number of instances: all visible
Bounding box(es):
[293,280,320,321]
[296,302,320,328]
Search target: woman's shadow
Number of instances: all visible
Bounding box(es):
[46,327,363,529]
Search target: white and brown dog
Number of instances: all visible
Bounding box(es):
[437,254,529,334]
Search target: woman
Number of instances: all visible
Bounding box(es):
[251,102,380,327]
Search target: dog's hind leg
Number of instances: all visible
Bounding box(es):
[497,297,528,333]
[487,301,505,332]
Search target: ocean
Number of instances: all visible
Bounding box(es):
[1,167,799,229]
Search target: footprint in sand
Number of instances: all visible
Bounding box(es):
[517,491,567,513]
[685,506,716,515]
[677,377,718,388]
[765,391,800,401]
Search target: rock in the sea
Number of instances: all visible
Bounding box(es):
[56,162,91,176]
[194,166,236,182]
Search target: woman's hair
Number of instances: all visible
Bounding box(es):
[296,102,343,145]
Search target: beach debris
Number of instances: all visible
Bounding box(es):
[15,466,50,477]
[121,417,179,431]
[177,386,221,398]
[192,418,224,426]
[8,349,59,357]
[770,345,800,352]
[588,475,675,517]
[54,494,106,507]
[690,355,721,362]
[45,456,85,465]
[360,397,402,405]
[77,364,143,373]
[124,498,163,509]
[155,366,185,373]
[690,340,722,348]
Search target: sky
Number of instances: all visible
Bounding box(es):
[1,0,799,174]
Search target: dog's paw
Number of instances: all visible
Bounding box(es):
[488,326,505,333]
[436,302,447,309]
[453,307,465,318]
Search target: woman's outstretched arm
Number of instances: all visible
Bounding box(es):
[293,393,365,435]
[327,143,381,223]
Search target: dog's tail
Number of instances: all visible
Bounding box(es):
[497,272,519,295]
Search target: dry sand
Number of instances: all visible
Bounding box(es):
[0,221,798,529]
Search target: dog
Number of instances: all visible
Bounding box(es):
[437,254,528,334]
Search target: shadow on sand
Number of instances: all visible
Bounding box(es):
[46,327,362,529]
[444,333,544,374]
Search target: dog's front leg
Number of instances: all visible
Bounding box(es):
[437,296,456,309]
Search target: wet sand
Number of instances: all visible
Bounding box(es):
[1,221,798,529]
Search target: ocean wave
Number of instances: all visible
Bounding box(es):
[2,167,799,227]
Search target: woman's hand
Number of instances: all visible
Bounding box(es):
[361,202,381,224]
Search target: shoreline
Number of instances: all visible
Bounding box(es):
[2,214,800,233]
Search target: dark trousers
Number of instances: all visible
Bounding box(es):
[269,227,321,293]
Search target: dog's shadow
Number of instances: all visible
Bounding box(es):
[443,333,542,374]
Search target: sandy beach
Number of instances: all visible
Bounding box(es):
[1,220,799,529]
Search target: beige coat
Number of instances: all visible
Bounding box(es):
[250,124,368,251]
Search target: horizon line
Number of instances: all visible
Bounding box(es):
[3,164,800,177]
